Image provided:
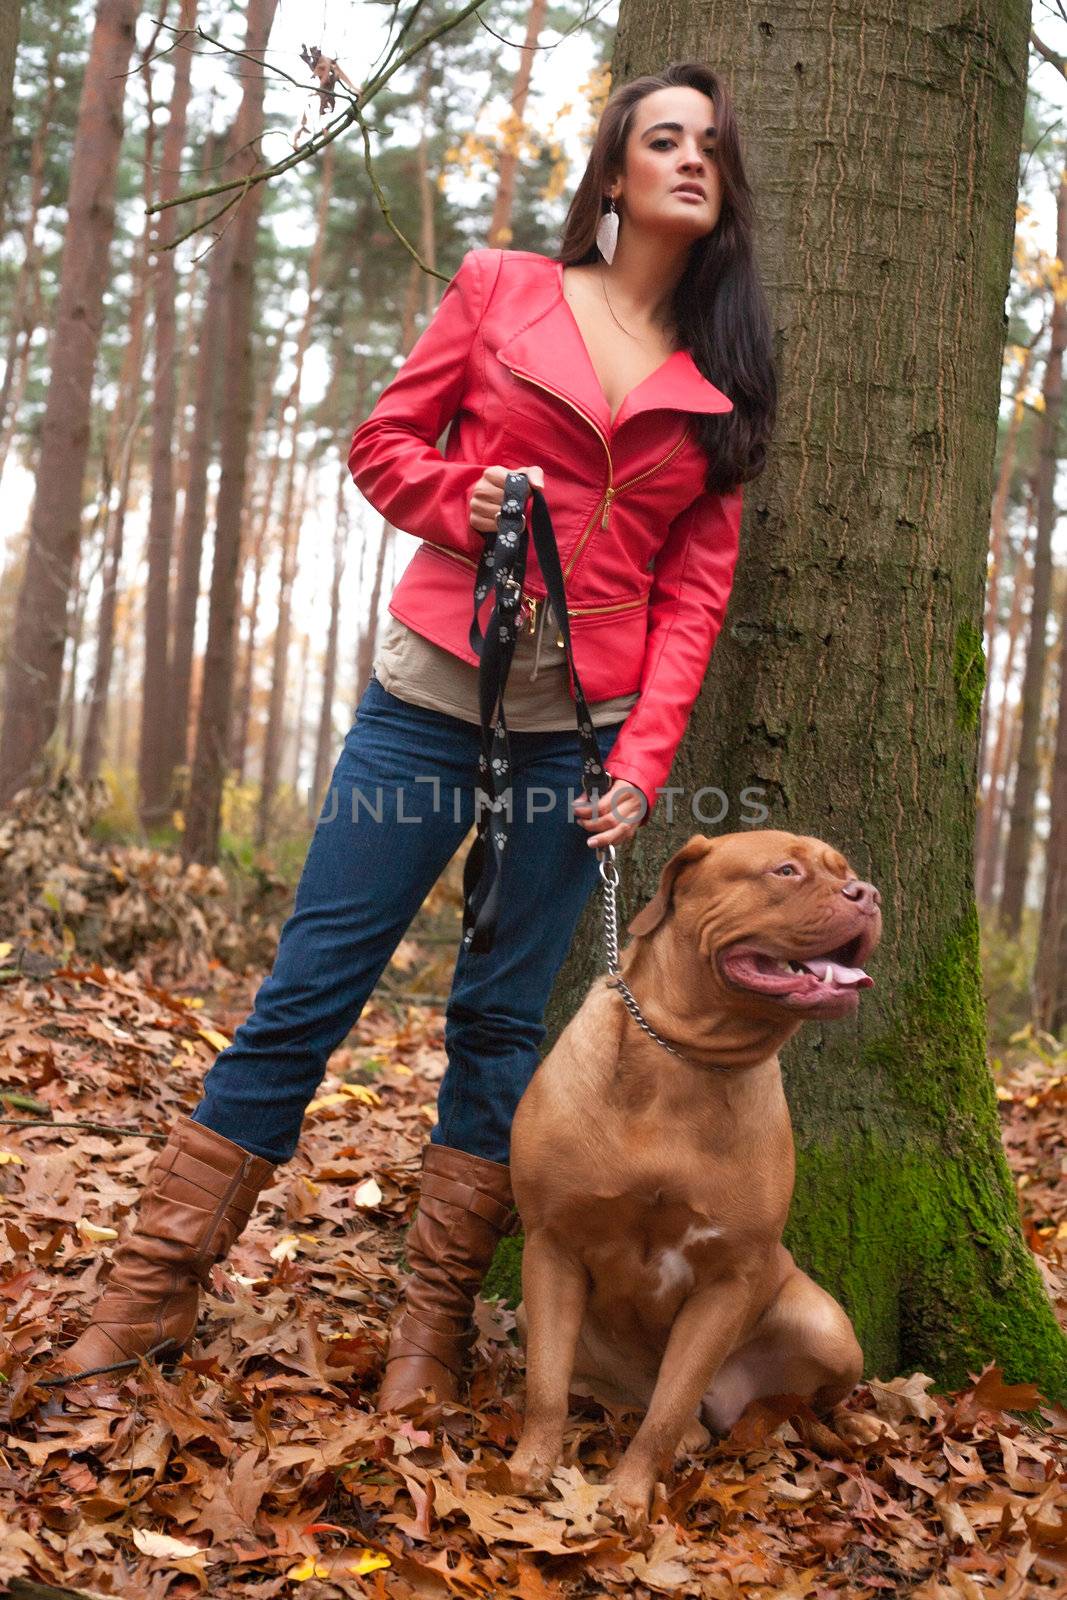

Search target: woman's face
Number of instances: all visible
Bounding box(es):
[611,85,723,242]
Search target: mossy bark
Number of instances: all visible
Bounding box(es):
[482,0,1067,1402]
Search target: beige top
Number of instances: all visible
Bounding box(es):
[373,595,640,731]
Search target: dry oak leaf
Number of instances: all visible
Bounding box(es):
[429,1476,611,1554]
[130,1528,206,1561]
[542,1463,609,1536]
[618,1524,697,1593]
[866,1371,941,1424]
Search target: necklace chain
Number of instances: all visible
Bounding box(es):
[594,260,679,353]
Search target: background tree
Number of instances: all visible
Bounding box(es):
[0,0,139,806]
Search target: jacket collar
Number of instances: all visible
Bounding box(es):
[495,257,735,438]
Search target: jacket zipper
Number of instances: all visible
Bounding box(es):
[508,366,694,636]
[424,369,688,643]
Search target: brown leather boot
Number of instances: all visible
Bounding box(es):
[376,1141,516,1412]
[44,1115,276,1383]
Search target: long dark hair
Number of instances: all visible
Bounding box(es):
[557,61,776,497]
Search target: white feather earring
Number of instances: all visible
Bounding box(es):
[596,196,619,265]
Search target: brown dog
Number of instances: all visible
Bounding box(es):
[504,830,881,1534]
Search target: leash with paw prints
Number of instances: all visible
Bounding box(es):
[461,469,613,954]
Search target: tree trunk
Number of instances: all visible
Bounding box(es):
[231,326,288,784]
[182,0,278,866]
[0,0,21,241]
[977,336,1036,825]
[234,498,268,787]
[976,500,1034,906]
[1035,566,1067,1036]
[355,517,390,702]
[509,0,1066,1398]
[80,13,163,786]
[0,40,57,487]
[310,478,347,816]
[138,0,197,831]
[167,122,237,786]
[289,624,310,793]
[254,147,333,844]
[999,166,1066,936]
[0,0,139,806]
[254,460,299,845]
[486,0,546,248]
[81,399,145,782]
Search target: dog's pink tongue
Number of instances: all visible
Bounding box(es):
[801,957,873,988]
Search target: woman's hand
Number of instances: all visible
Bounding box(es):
[469,464,545,536]
[573,777,647,849]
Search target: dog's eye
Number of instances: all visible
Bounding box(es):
[774,863,799,876]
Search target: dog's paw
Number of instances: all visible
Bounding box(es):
[505,1446,556,1498]
[675,1415,712,1457]
[600,1471,653,1539]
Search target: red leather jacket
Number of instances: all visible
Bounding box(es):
[347,247,743,826]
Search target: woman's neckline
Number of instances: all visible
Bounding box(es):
[556,259,680,428]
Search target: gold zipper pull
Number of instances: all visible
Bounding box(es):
[600,486,615,529]
[526,596,540,636]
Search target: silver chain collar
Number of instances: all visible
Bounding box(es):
[595,842,690,1061]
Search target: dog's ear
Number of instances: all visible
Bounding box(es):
[626,834,713,938]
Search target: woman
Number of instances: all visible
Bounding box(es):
[49,59,775,1406]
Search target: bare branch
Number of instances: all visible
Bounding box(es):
[147,2,488,237]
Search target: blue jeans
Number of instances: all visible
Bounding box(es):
[190,673,624,1166]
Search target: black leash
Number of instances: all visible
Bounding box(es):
[461,471,612,953]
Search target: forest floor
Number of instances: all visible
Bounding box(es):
[0,778,1064,1599]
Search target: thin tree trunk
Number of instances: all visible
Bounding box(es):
[81,400,146,781]
[999,167,1066,936]
[0,0,140,805]
[254,452,299,845]
[310,476,347,817]
[0,262,43,490]
[976,502,1034,906]
[138,0,197,830]
[0,42,58,486]
[0,0,21,242]
[355,516,389,699]
[114,581,134,776]
[978,334,1038,799]
[167,120,238,787]
[233,333,288,783]
[1035,570,1066,1035]
[182,0,279,866]
[234,501,267,786]
[486,0,546,248]
[79,8,166,785]
[254,145,333,844]
[289,624,310,794]
[60,517,108,755]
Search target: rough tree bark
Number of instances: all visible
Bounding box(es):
[138,0,198,831]
[486,0,1067,1400]
[0,0,139,806]
[182,0,279,865]
[166,123,237,788]
[0,0,21,242]
[255,146,334,843]
[81,10,170,784]
[999,164,1066,937]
